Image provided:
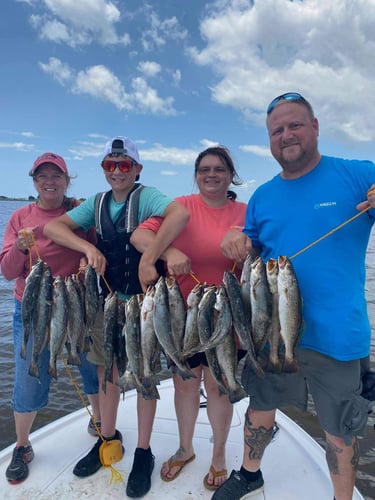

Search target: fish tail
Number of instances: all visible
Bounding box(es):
[247,354,265,378]
[28,362,39,379]
[67,352,81,366]
[229,385,248,404]
[267,357,282,373]
[20,344,27,360]
[282,357,299,373]
[48,363,58,380]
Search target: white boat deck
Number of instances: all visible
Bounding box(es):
[0,379,364,499]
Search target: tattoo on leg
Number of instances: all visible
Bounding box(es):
[326,439,342,475]
[244,411,273,461]
[351,438,360,471]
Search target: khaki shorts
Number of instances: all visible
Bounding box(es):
[241,348,371,444]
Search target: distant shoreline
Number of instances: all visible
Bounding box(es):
[0,196,35,202]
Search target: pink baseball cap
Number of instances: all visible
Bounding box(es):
[29,152,68,176]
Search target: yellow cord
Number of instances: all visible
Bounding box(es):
[289,207,370,260]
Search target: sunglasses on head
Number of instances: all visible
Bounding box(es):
[101,158,136,173]
[267,92,307,114]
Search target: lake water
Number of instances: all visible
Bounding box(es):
[0,200,374,499]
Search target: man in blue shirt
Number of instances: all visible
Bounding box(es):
[215,93,375,500]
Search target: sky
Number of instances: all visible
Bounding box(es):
[1,0,375,203]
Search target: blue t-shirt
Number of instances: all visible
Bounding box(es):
[67,186,171,231]
[244,155,375,361]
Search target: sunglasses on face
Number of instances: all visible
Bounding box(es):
[101,158,136,173]
[267,92,307,114]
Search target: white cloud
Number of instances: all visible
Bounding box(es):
[188,0,375,142]
[74,65,133,111]
[0,142,35,151]
[39,58,177,116]
[137,61,162,77]
[160,170,178,176]
[131,77,176,116]
[240,145,272,158]
[39,57,73,85]
[30,0,130,46]
[141,12,188,51]
[140,144,198,165]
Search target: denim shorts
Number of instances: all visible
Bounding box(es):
[241,347,371,445]
[11,299,98,413]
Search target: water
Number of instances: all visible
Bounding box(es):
[0,200,374,498]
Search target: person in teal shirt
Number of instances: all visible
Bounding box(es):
[44,136,189,498]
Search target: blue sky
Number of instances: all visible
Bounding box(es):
[1,0,375,202]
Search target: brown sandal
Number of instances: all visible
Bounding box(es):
[160,454,196,482]
[203,465,228,490]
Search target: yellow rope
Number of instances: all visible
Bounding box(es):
[289,207,371,260]
[101,274,113,294]
[189,271,201,284]
[60,355,124,484]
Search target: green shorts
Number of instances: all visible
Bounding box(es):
[241,348,371,445]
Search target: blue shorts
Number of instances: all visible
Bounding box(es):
[11,299,98,413]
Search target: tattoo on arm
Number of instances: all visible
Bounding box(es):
[244,411,273,461]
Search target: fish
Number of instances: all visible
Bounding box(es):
[113,300,127,378]
[240,253,254,325]
[181,283,204,357]
[140,286,162,389]
[65,276,85,365]
[123,295,142,388]
[266,258,282,372]
[223,271,264,378]
[153,276,196,380]
[166,276,186,352]
[250,256,272,356]
[197,286,228,396]
[84,266,100,336]
[277,256,302,373]
[21,259,45,360]
[102,291,119,392]
[215,327,247,404]
[197,285,233,353]
[48,276,69,380]
[72,274,89,352]
[122,294,160,399]
[29,265,53,378]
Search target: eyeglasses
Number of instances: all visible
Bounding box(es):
[34,174,66,182]
[101,158,136,173]
[266,92,307,114]
[196,166,229,174]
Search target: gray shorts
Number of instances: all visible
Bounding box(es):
[241,348,371,444]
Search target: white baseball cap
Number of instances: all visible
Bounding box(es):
[103,136,140,163]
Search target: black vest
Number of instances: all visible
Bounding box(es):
[94,185,164,296]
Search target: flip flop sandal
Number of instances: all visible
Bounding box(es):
[160,454,196,482]
[203,465,228,490]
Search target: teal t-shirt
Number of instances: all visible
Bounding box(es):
[67,186,171,231]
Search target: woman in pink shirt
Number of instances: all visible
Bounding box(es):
[0,152,100,485]
[131,146,246,490]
